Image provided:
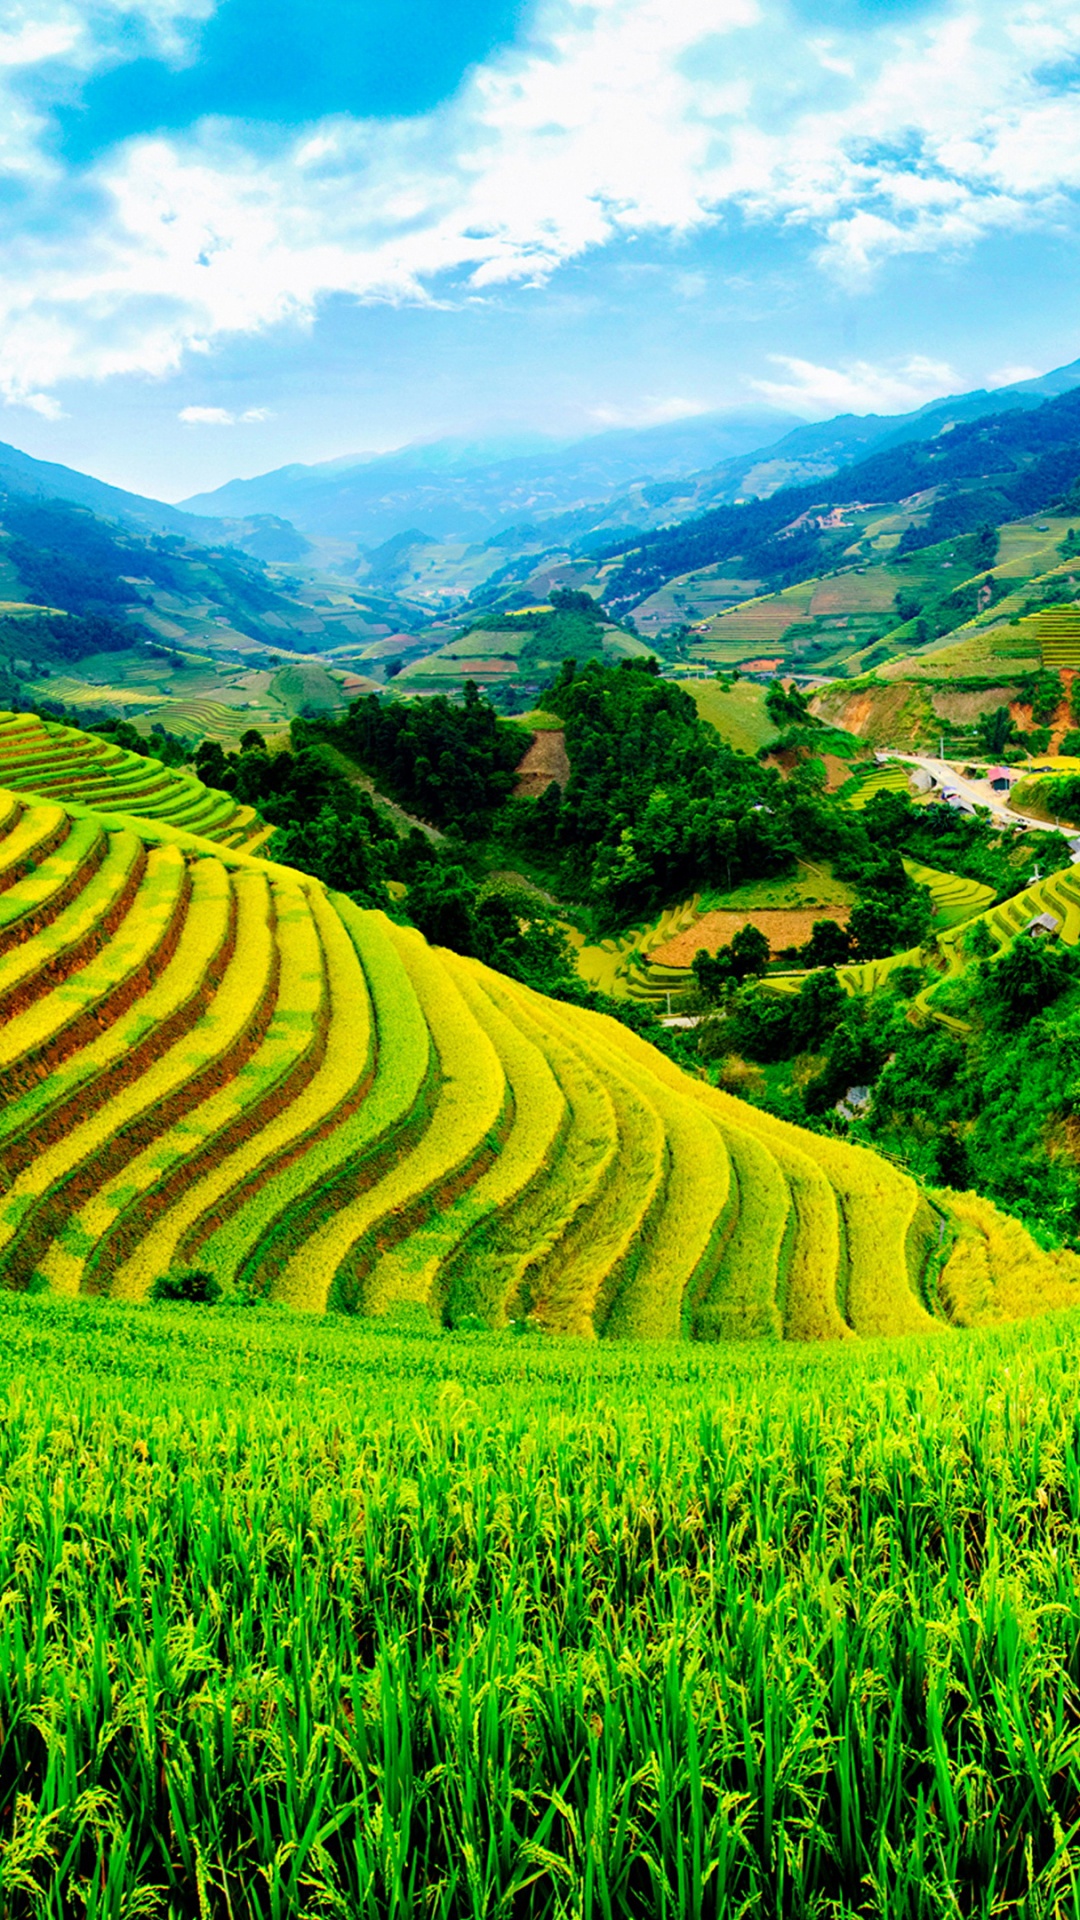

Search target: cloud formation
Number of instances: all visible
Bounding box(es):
[178,404,270,423]
[3,0,1080,409]
[751,354,959,417]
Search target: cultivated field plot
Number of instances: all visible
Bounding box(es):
[650,905,850,965]
[885,616,1043,680]
[0,710,269,847]
[903,857,996,928]
[630,567,765,636]
[840,761,913,807]
[0,777,1070,1339]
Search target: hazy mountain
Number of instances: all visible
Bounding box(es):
[0,440,208,537]
[179,366,1080,551]
[0,438,316,567]
[178,409,806,542]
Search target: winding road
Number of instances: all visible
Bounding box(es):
[876,751,1079,837]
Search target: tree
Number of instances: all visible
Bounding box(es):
[977,705,1016,758]
[692,948,734,1004]
[765,679,813,728]
[405,864,479,954]
[848,885,932,960]
[966,919,994,959]
[269,804,390,905]
[730,923,770,979]
[800,919,853,967]
[970,522,1000,570]
[790,968,846,1051]
[984,932,1075,1028]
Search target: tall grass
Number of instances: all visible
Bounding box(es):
[2,1296,1080,1915]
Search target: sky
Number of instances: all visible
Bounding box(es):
[2,0,1080,501]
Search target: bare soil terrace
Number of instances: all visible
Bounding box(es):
[650,905,851,965]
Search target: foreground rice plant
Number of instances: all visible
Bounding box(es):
[3,1297,1080,1916]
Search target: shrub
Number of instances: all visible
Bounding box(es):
[149,1268,223,1305]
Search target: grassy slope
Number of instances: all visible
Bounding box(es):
[679,677,780,754]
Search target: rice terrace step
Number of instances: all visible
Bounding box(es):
[0,712,1074,1337]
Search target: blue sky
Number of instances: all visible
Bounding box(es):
[2,0,1080,500]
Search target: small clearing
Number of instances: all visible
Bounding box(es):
[513,728,570,798]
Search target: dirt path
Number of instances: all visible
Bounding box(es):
[513,729,570,798]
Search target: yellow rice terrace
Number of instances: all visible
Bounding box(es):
[0,707,1075,1335]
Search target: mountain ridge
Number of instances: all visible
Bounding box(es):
[177,362,1080,550]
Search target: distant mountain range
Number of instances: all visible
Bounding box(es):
[179,362,1080,551]
[0,438,314,565]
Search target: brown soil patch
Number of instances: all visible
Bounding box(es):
[650,906,850,966]
[762,748,852,788]
[513,728,570,799]
[761,747,800,777]
[811,680,932,750]
[1051,668,1077,752]
[930,686,1012,723]
[819,689,874,734]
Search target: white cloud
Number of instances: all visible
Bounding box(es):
[178,403,270,423]
[16,391,67,419]
[2,0,1080,403]
[751,354,958,417]
[589,395,711,426]
[987,362,1041,386]
[179,405,235,423]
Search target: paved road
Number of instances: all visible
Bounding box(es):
[878,751,1077,837]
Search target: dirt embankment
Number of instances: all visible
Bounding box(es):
[650,906,850,966]
[762,747,852,789]
[810,680,934,749]
[930,686,1014,724]
[513,729,570,799]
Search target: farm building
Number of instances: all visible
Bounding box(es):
[941,789,977,816]
[1024,912,1061,939]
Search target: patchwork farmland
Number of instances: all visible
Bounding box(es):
[0,709,1074,1337]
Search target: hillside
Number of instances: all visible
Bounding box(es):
[0,708,1074,1337]
[0,488,423,739]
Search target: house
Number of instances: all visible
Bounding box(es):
[988,765,1018,793]
[1024,912,1061,939]
[942,789,976,815]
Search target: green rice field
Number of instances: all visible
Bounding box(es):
[3,1295,1080,1916]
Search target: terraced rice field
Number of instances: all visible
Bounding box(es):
[0,775,1073,1337]
[902,857,997,928]
[0,710,269,847]
[1035,606,1080,669]
[840,761,914,808]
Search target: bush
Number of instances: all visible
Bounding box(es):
[149,1269,223,1305]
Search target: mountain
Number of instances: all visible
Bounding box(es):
[0,439,208,538]
[178,409,805,543]
[0,437,318,568]
[179,364,1080,552]
[598,377,1080,616]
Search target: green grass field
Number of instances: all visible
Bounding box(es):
[678,677,780,754]
[3,1294,1080,1916]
